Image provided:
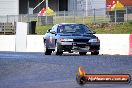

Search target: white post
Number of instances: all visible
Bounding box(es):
[15,22,28,52]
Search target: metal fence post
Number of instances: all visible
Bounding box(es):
[54,12,56,24]
[46,16,47,25]
[27,14,30,22]
[125,7,128,22]
[7,15,8,23]
[64,10,65,23]
[83,10,85,24]
[93,8,96,23]
[37,16,39,26]
[20,15,22,22]
[115,10,117,23]
[14,15,15,23]
[73,10,75,23]
[104,8,107,22]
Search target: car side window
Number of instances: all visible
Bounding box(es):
[50,25,58,33]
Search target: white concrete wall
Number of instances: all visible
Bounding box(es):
[0,0,19,15]
[26,35,44,52]
[96,34,129,55]
[0,35,15,51]
[0,34,130,55]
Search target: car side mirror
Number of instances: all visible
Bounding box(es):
[50,31,56,34]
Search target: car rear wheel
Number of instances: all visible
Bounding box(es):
[91,51,99,55]
[55,43,63,56]
[79,52,87,55]
[56,51,63,55]
[44,41,52,55]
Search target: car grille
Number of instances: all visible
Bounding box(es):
[73,39,89,42]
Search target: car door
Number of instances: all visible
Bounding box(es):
[44,29,52,49]
[48,25,58,49]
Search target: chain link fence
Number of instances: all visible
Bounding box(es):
[0,7,132,34]
[0,7,132,25]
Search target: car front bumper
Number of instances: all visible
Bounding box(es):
[57,42,100,52]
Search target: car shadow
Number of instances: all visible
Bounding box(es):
[51,52,102,56]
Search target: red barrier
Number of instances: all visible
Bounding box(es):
[129,34,132,55]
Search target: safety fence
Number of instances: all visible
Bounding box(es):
[0,7,132,34]
[0,7,132,24]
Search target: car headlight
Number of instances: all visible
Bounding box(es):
[60,39,73,42]
[89,38,99,43]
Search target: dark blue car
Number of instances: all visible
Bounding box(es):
[43,23,100,55]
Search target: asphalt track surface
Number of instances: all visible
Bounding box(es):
[0,52,132,88]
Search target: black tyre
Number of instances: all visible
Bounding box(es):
[79,52,87,55]
[56,51,63,55]
[91,51,99,55]
[55,43,63,56]
[44,40,52,55]
[45,49,52,55]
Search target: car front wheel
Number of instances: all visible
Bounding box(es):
[79,52,87,55]
[91,51,99,55]
[45,49,52,55]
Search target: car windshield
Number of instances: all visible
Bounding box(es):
[58,24,92,34]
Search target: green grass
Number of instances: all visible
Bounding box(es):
[36,25,53,35]
[36,22,132,35]
[93,23,132,34]
[53,16,109,24]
